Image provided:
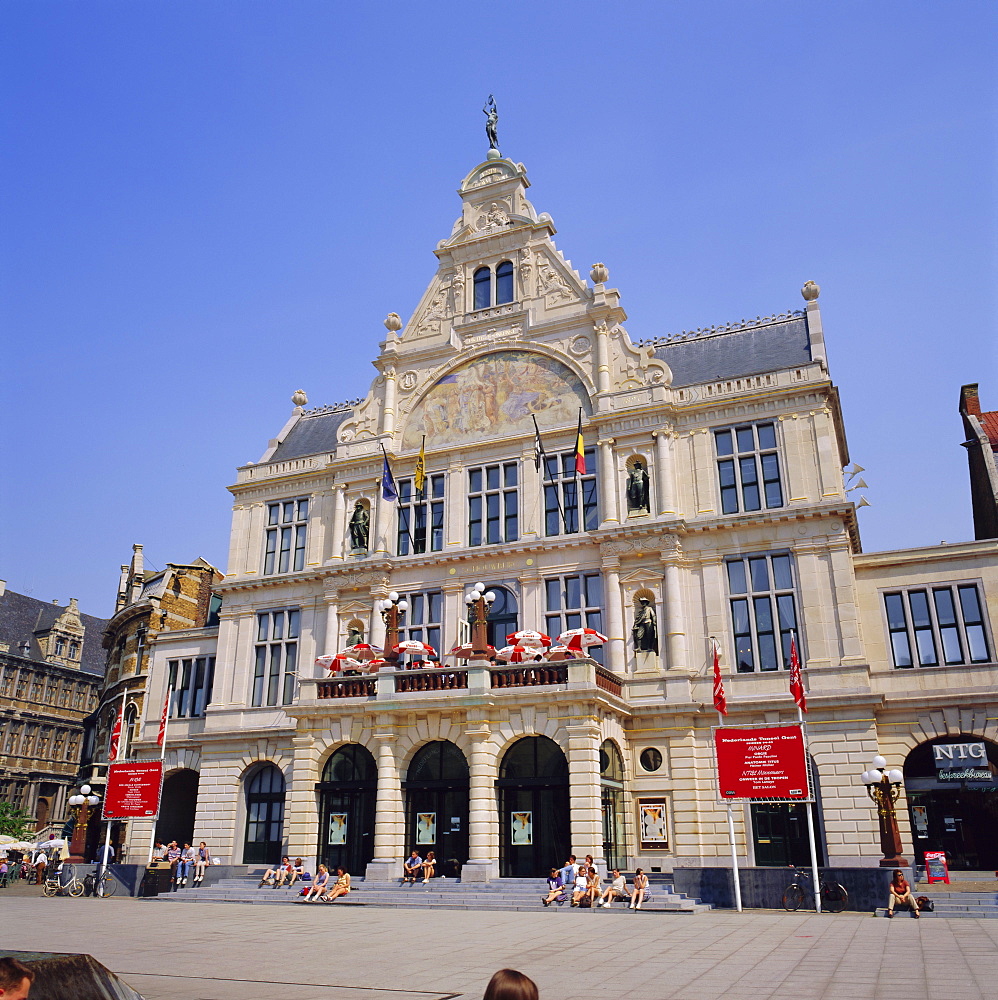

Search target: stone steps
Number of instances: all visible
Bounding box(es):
[873,890,998,919]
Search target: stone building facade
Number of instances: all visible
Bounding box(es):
[0,581,108,830]
[123,150,998,877]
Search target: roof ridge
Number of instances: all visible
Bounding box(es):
[639,309,805,349]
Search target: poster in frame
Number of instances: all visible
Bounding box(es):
[637,800,669,851]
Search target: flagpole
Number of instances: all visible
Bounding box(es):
[531,414,567,534]
[147,677,174,865]
[712,638,742,913]
[791,629,821,913]
[380,442,416,551]
[100,691,126,893]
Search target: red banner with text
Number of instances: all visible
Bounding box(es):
[103,761,164,818]
[714,725,810,801]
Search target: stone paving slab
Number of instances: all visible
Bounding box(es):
[3,894,998,1000]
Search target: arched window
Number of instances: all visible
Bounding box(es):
[600,740,626,871]
[120,704,138,760]
[495,260,514,304]
[318,744,377,873]
[473,267,491,310]
[243,764,286,864]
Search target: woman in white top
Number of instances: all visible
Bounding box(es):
[630,867,649,909]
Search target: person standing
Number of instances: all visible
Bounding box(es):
[30,848,47,885]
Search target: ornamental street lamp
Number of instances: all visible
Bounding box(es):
[860,755,908,867]
[67,783,101,863]
[465,582,496,656]
[379,593,408,666]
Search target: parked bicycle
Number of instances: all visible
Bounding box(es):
[782,867,848,912]
[87,867,118,897]
[43,863,84,897]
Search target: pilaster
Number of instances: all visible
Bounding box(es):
[565,721,605,871]
[287,733,320,862]
[463,723,499,881]
[366,730,404,879]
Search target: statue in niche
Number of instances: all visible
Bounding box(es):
[632,597,659,653]
[483,95,499,151]
[348,502,370,551]
[627,461,650,513]
[346,624,364,646]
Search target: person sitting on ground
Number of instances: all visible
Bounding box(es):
[541,867,564,906]
[887,868,918,918]
[259,856,291,888]
[323,866,351,902]
[421,850,436,883]
[403,849,423,883]
[599,868,628,907]
[303,864,329,902]
[283,858,305,887]
[630,867,648,909]
[483,968,538,1000]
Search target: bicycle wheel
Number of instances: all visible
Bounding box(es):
[782,884,805,911]
[42,882,59,897]
[68,879,85,897]
[821,882,848,913]
[100,874,117,897]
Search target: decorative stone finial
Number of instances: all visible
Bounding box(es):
[384,312,403,333]
[291,389,308,407]
[801,280,820,301]
[590,262,609,285]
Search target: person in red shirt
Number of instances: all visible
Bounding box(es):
[887,869,919,918]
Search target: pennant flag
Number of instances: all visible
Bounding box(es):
[532,414,546,472]
[381,449,398,502]
[789,633,807,712]
[108,699,124,762]
[574,410,587,475]
[414,437,426,497]
[712,642,727,716]
[157,689,170,747]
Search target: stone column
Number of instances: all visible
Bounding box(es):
[329,484,347,563]
[287,733,321,863]
[463,724,499,881]
[381,366,397,437]
[321,588,339,665]
[595,320,611,394]
[565,722,606,872]
[366,731,404,880]
[598,437,618,526]
[652,429,677,516]
[603,562,626,674]
[662,539,687,671]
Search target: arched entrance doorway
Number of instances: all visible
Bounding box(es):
[600,740,626,871]
[156,768,199,847]
[484,586,518,649]
[498,736,569,878]
[404,741,469,874]
[904,735,998,870]
[316,744,377,874]
[242,764,285,864]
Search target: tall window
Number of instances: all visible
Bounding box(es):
[396,475,445,555]
[473,260,515,310]
[496,260,514,303]
[252,610,299,706]
[543,449,598,536]
[545,573,604,665]
[884,584,991,668]
[715,423,783,514]
[727,553,799,672]
[469,462,518,545]
[263,498,309,574]
[474,266,491,309]
[169,656,217,717]
[398,591,443,656]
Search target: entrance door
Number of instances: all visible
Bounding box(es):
[243,764,285,864]
[317,744,377,874]
[600,740,626,872]
[156,768,199,847]
[498,736,569,878]
[404,741,469,872]
[751,803,823,867]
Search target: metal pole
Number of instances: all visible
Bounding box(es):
[726,802,743,912]
[799,702,821,913]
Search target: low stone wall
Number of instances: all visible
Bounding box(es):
[672,865,915,912]
[104,863,255,896]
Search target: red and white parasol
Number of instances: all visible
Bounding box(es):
[342,643,383,661]
[506,630,552,648]
[495,645,534,663]
[557,627,609,651]
[545,644,587,661]
[448,643,497,659]
[392,639,438,657]
[316,653,365,674]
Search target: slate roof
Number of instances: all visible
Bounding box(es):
[649,314,813,388]
[0,589,109,677]
[980,410,998,449]
[269,408,353,463]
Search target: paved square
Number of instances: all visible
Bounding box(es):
[3,897,997,1000]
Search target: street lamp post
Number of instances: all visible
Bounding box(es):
[464,582,496,655]
[379,593,408,666]
[860,755,908,867]
[67,784,101,863]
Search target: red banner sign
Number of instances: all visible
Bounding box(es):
[103,761,164,818]
[715,725,810,800]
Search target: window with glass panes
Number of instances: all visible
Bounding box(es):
[543,449,598,535]
[252,610,300,706]
[169,656,217,717]
[727,554,800,672]
[263,498,309,574]
[545,573,604,665]
[469,462,518,545]
[396,591,443,655]
[396,474,444,555]
[883,584,991,668]
[715,423,783,514]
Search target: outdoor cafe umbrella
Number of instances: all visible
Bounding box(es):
[505,630,552,648]
[557,627,609,651]
[392,640,438,657]
[448,643,497,659]
[495,645,532,663]
[544,644,587,661]
[342,643,383,661]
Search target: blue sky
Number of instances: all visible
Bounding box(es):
[2,1,996,617]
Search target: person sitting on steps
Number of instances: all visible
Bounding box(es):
[403,849,423,883]
[421,851,436,884]
[887,868,919,918]
[598,869,628,907]
[259,856,291,888]
[630,868,649,909]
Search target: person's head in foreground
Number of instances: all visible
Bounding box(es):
[483,969,538,1000]
[0,957,35,1000]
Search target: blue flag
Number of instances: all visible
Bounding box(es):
[381,453,398,502]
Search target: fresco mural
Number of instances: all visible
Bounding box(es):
[402,350,590,449]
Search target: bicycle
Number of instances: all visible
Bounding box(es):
[781,867,848,913]
[43,863,84,897]
[91,867,118,897]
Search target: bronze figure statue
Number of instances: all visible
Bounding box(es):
[627,461,650,513]
[483,95,499,151]
[632,597,659,653]
[349,501,370,551]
